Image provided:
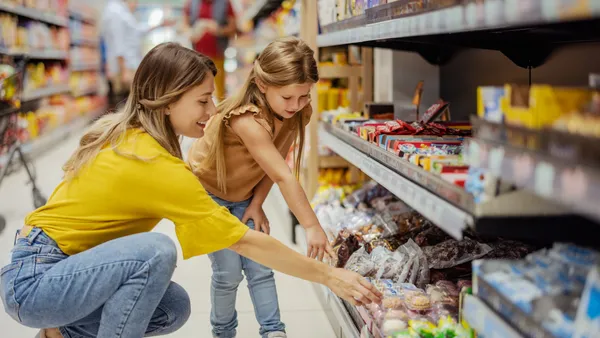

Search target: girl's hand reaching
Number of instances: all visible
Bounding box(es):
[305,226,335,262]
[325,268,383,306]
[242,204,270,235]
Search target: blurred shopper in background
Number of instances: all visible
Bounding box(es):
[101,0,173,111]
[184,0,238,101]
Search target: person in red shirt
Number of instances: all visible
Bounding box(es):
[184,0,237,101]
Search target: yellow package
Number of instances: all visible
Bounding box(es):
[317,88,329,112]
[503,84,593,129]
[327,88,341,111]
[340,88,350,107]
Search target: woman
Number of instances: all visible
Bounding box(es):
[0,43,381,338]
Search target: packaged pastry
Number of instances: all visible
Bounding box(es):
[381,318,408,336]
[404,290,431,311]
[426,285,458,306]
[382,296,405,310]
[434,281,460,297]
[386,307,409,322]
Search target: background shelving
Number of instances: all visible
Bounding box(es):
[0,2,68,27]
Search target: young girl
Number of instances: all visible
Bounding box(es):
[0,43,380,338]
[188,37,333,338]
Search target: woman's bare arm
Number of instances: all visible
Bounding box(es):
[229,230,382,306]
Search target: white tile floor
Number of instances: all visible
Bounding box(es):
[0,133,334,337]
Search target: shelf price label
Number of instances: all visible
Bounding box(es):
[534,161,555,198]
[485,0,505,27]
[466,141,482,167]
[488,147,505,177]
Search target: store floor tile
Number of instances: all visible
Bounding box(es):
[0,132,334,337]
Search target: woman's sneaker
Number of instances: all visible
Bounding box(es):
[266,332,287,338]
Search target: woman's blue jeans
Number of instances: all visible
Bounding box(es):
[0,228,190,338]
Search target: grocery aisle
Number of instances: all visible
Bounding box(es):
[0,133,335,338]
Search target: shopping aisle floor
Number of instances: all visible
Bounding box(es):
[0,133,334,338]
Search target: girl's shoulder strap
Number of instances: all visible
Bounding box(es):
[223,104,273,136]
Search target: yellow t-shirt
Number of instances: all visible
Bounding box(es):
[24,129,248,259]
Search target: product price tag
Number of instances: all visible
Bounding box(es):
[467,141,482,167]
[485,0,502,26]
[432,11,441,32]
[419,13,427,32]
[424,11,434,32]
[504,0,520,23]
[384,21,393,37]
[559,167,588,202]
[534,161,555,197]
[447,6,462,31]
[488,147,505,177]
[465,2,477,28]
[410,17,418,35]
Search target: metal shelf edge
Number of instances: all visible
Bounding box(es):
[296,227,361,338]
[468,137,600,223]
[462,294,524,338]
[0,48,68,60]
[22,85,70,101]
[0,3,68,27]
[317,0,600,47]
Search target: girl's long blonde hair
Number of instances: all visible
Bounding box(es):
[63,42,217,178]
[204,37,319,193]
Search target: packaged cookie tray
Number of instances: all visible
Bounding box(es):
[472,117,600,168]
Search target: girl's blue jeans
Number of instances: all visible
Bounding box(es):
[208,194,285,338]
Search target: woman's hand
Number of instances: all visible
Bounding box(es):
[305,226,335,261]
[325,268,383,306]
[242,204,270,235]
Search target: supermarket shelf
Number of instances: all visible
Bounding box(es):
[70,39,99,48]
[320,123,472,239]
[0,114,94,168]
[69,10,96,25]
[296,228,362,338]
[317,0,600,49]
[0,48,68,60]
[319,155,348,168]
[72,87,98,98]
[468,137,600,223]
[71,63,100,72]
[0,106,18,118]
[22,84,70,102]
[0,3,68,27]
[319,65,363,79]
[462,294,523,338]
[320,123,600,245]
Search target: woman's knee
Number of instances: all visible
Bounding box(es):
[157,282,191,334]
[135,233,178,269]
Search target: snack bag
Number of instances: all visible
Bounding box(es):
[344,247,376,276]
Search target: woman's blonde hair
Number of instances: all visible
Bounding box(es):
[204,36,319,193]
[63,42,217,178]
